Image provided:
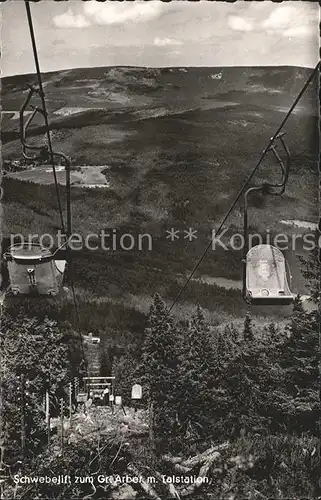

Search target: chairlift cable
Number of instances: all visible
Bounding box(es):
[25,1,84,361]
[168,61,320,313]
[25,0,66,235]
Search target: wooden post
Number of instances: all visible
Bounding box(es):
[69,382,72,426]
[45,389,50,447]
[0,445,5,500]
[60,398,64,457]
[110,379,114,414]
[20,375,25,459]
[74,377,79,398]
[148,400,155,453]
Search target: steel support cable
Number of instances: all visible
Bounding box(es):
[25,1,66,234]
[25,1,85,365]
[168,61,320,313]
[49,151,81,352]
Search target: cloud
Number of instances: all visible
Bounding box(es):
[228,15,253,32]
[284,25,314,38]
[53,8,90,29]
[154,37,182,47]
[262,6,296,31]
[226,4,317,40]
[83,1,164,25]
[261,5,315,38]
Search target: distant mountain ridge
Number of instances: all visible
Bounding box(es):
[1,64,314,82]
[1,65,317,145]
[1,65,315,103]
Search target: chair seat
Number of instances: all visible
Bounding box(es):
[248,293,294,306]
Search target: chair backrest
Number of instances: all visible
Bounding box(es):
[5,244,59,295]
[6,243,52,262]
[246,244,291,296]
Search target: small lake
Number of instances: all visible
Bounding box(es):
[280,219,318,230]
[194,275,242,290]
[6,165,110,188]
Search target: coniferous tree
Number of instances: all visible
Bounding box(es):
[291,294,305,319]
[298,244,320,305]
[228,323,239,344]
[100,346,112,377]
[281,296,319,393]
[279,257,320,433]
[243,312,254,342]
[141,294,181,453]
[112,351,139,406]
[179,306,217,442]
[268,322,278,339]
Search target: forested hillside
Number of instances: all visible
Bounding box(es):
[0,249,319,499]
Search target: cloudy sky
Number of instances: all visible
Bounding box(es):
[1,1,319,77]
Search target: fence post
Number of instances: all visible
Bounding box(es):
[60,398,64,457]
[20,375,26,458]
[74,377,79,398]
[69,382,72,426]
[45,389,50,447]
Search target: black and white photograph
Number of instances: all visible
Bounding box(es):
[0,1,320,498]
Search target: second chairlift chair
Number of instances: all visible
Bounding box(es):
[243,133,295,306]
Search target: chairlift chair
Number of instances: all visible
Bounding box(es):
[4,243,66,297]
[13,85,73,298]
[245,244,294,305]
[242,133,295,306]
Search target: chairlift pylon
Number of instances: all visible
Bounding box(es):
[20,84,72,240]
[6,84,74,301]
[243,133,295,306]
